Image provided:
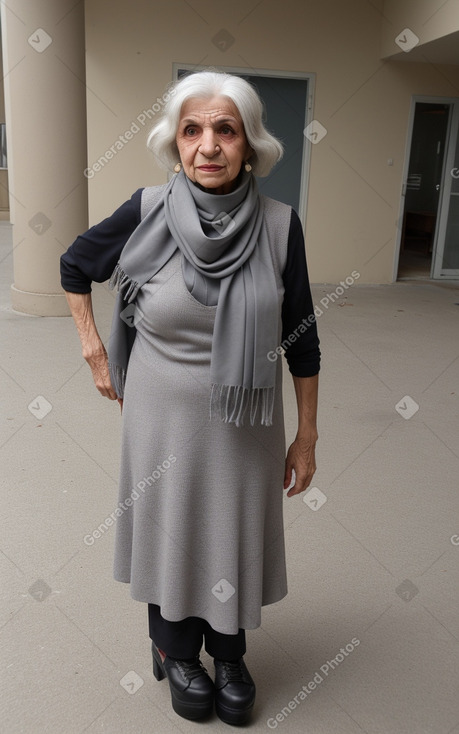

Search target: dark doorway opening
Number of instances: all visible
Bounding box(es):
[398,102,449,279]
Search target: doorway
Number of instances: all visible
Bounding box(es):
[397,97,459,280]
[397,102,449,279]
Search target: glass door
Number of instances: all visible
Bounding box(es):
[432,102,459,279]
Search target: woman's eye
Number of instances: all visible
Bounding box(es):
[185,127,198,136]
[220,126,234,135]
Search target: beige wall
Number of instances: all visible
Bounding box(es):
[382,0,459,58]
[84,0,459,283]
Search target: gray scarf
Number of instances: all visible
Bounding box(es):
[108,169,279,426]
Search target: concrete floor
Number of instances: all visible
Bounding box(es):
[1,220,459,734]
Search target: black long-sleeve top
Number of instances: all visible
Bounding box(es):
[60,189,320,377]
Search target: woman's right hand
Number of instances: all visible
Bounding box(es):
[84,345,118,400]
[64,290,119,402]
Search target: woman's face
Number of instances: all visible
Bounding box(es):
[175,95,252,195]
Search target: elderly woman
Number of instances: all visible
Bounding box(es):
[60,70,320,726]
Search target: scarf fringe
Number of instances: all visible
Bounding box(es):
[210,384,274,427]
[109,263,139,302]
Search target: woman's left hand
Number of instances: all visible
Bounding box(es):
[284,433,317,497]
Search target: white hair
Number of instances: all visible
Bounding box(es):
[147,70,283,177]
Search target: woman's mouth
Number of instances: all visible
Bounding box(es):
[197,165,223,171]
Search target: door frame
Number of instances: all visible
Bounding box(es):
[432,100,459,278]
[393,94,459,281]
[172,63,316,225]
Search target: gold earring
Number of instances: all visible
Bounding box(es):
[244,161,252,172]
[174,163,181,173]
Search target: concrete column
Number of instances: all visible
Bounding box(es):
[1,0,88,316]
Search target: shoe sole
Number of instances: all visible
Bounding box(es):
[216,699,254,726]
[171,692,213,721]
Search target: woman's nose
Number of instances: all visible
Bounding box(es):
[198,129,219,157]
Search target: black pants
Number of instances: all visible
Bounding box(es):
[148,604,246,660]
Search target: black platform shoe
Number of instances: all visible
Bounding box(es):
[214,658,256,725]
[152,643,214,720]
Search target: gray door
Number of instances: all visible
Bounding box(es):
[238,75,308,212]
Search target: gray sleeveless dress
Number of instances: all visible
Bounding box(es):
[113,191,291,635]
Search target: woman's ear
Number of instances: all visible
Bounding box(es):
[244,146,254,167]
